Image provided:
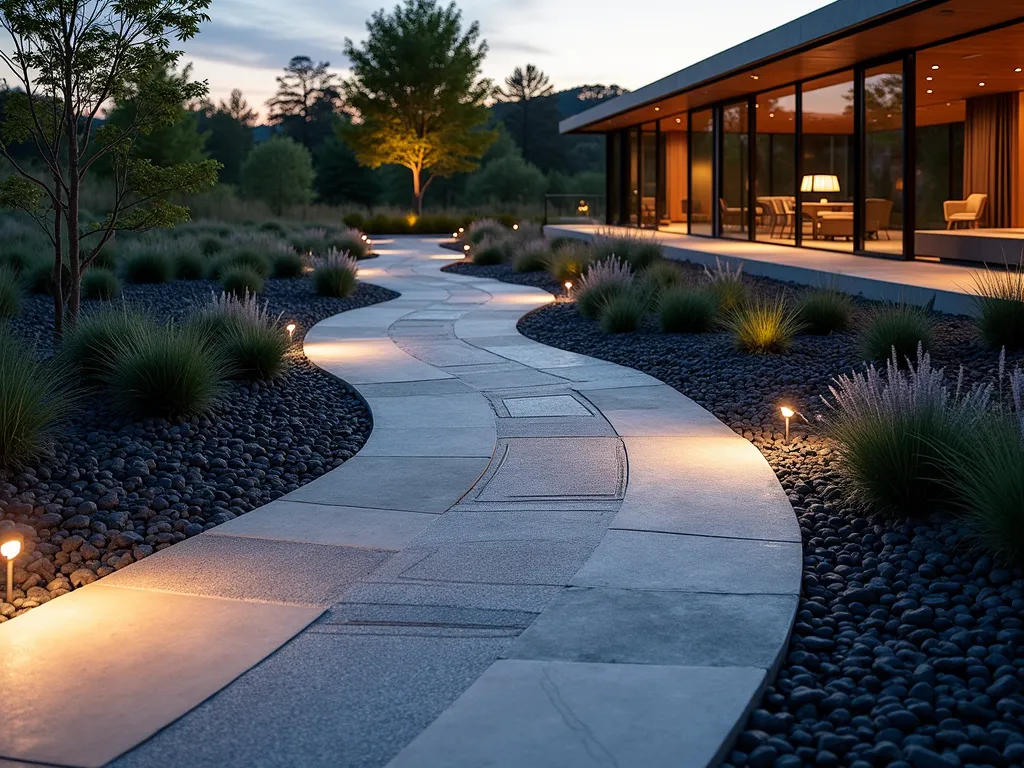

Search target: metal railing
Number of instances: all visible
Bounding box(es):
[544,194,606,226]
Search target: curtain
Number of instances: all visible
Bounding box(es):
[964,93,1018,228]
[665,132,688,222]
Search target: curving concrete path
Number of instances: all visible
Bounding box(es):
[0,236,800,768]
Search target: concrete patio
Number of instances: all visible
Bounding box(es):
[546,223,1007,316]
[0,236,800,768]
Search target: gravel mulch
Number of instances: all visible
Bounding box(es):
[456,259,1024,768]
[0,278,397,622]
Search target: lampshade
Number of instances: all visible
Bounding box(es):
[800,174,841,193]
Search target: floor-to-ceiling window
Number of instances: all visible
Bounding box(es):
[690,109,715,236]
[659,114,689,234]
[863,62,905,255]
[640,123,659,228]
[755,86,798,244]
[801,72,856,252]
[608,130,622,226]
[628,128,640,226]
[721,100,751,240]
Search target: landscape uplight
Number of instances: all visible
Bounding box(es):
[513,223,519,231]
[286,323,297,341]
[780,406,795,444]
[564,281,573,293]
[2,533,22,603]
[458,227,465,233]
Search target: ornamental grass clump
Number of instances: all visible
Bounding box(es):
[723,296,803,353]
[0,333,71,469]
[271,249,306,278]
[547,242,593,283]
[104,323,227,419]
[703,257,747,312]
[598,288,648,334]
[513,238,551,273]
[312,249,358,298]
[658,285,718,334]
[822,345,991,515]
[640,260,688,300]
[121,243,174,284]
[174,250,207,280]
[81,268,121,301]
[858,303,934,363]
[326,228,370,259]
[193,292,290,381]
[0,267,23,318]
[945,361,1024,562]
[593,231,663,271]
[968,262,1024,350]
[468,218,506,245]
[221,265,265,296]
[59,306,155,385]
[576,256,634,319]
[797,287,853,335]
[212,246,272,280]
[471,236,507,266]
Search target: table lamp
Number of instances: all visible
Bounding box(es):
[801,174,841,203]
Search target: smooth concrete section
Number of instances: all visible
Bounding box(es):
[547,224,986,315]
[1,236,801,768]
[0,585,320,767]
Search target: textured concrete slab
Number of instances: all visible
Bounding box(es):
[356,379,474,397]
[364,394,494,430]
[393,339,504,367]
[573,530,802,594]
[305,338,452,384]
[473,438,626,502]
[583,384,734,436]
[495,415,616,439]
[502,394,592,417]
[102,533,388,606]
[285,456,488,513]
[341,580,564,614]
[509,587,798,669]
[114,631,510,768]
[457,366,568,390]
[386,659,767,768]
[616,436,801,542]
[0,584,320,768]
[477,343,592,369]
[209,499,438,550]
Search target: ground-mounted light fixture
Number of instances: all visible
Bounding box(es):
[458,227,465,234]
[564,281,573,295]
[286,323,297,342]
[577,200,590,215]
[2,533,22,603]
[513,223,519,231]
[462,244,471,258]
[780,406,795,444]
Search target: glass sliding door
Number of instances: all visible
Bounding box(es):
[659,114,689,233]
[721,101,751,240]
[863,62,904,255]
[801,72,855,252]
[690,109,715,236]
[755,87,798,244]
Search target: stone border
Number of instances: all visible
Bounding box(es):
[0,237,800,768]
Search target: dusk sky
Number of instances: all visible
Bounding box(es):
[182,0,834,115]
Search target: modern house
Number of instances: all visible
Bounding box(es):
[560,0,1024,264]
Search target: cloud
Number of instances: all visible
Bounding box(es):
[487,37,552,56]
[182,18,351,71]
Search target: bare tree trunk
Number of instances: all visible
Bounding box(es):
[411,165,423,216]
[67,133,82,327]
[51,178,65,341]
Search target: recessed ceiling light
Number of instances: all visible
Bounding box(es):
[769,113,775,118]
[1016,68,1022,73]
[926,76,933,81]
[654,107,660,111]
[927,89,933,94]
[932,65,940,70]
[675,118,681,123]
[979,82,986,87]
[751,75,759,80]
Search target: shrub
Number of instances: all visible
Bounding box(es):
[105,323,226,419]
[822,347,991,514]
[547,242,593,283]
[187,290,279,343]
[121,245,174,284]
[297,227,371,260]
[703,257,747,312]
[969,265,1024,350]
[81,268,121,301]
[592,232,663,271]
[0,333,70,468]
[658,286,717,333]
[0,267,23,318]
[858,304,934,364]
[0,242,41,274]
[174,250,207,280]
[723,296,803,354]
[91,242,118,270]
[59,306,154,384]
[259,221,288,236]
[640,260,687,299]
[221,321,289,380]
[221,265,264,296]
[471,236,506,266]
[598,289,647,334]
[312,249,358,298]
[513,238,550,273]
[272,249,306,278]
[240,137,314,215]
[199,235,225,256]
[23,258,56,295]
[797,288,853,335]
[468,218,507,245]
[576,256,634,319]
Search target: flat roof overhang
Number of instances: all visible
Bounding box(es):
[561,0,1024,133]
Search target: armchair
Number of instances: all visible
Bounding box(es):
[944,194,988,229]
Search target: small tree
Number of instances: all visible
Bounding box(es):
[465,153,546,206]
[222,89,258,127]
[342,0,495,215]
[0,0,219,336]
[240,137,314,215]
[497,64,553,166]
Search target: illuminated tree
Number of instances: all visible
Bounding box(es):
[342,0,495,214]
[0,0,219,335]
